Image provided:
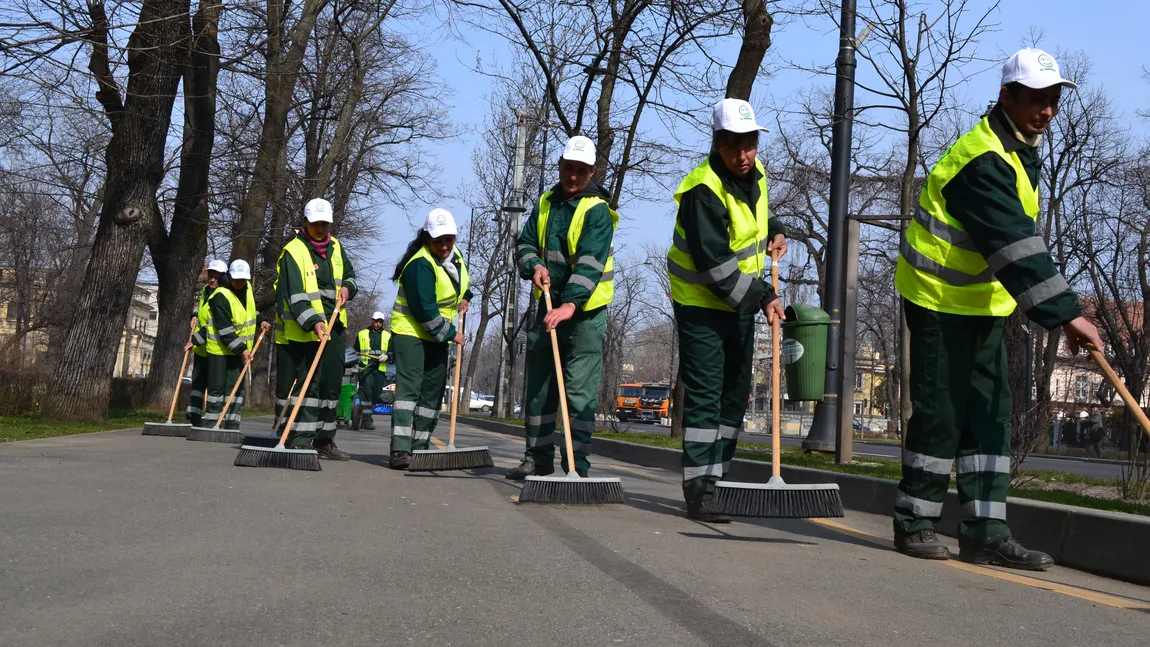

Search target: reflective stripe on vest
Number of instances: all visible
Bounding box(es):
[357,328,391,372]
[390,246,470,342]
[531,193,618,311]
[895,116,1039,317]
[275,237,347,343]
[667,157,769,312]
[204,286,257,356]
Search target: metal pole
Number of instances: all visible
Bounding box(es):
[497,111,528,419]
[835,217,860,463]
[804,0,858,452]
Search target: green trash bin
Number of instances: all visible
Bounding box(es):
[780,304,829,401]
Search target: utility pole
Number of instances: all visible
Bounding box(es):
[496,110,528,419]
[804,0,860,453]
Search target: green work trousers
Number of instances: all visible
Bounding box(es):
[894,299,1012,549]
[675,303,755,507]
[275,328,346,448]
[390,333,448,453]
[202,353,244,430]
[358,365,386,427]
[185,352,208,426]
[522,305,607,474]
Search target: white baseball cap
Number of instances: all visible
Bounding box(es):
[206,259,228,274]
[1001,48,1077,90]
[560,136,596,166]
[229,259,252,280]
[712,98,768,134]
[371,311,385,321]
[304,198,334,223]
[423,208,457,238]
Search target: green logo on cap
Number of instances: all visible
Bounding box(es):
[738,105,752,120]
[1037,53,1055,71]
[436,214,447,225]
[573,140,586,151]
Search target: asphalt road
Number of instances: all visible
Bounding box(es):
[1,418,1147,647]
[611,421,1127,480]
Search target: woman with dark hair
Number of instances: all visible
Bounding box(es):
[666,98,787,522]
[387,209,472,469]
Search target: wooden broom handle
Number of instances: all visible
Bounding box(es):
[213,329,265,429]
[167,332,194,424]
[543,290,578,475]
[279,300,344,446]
[770,248,783,478]
[273,379,298,432]
[448,315,464,447]
[1087,346,1150,440]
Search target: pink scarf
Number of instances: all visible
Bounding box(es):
[304,230,331,259]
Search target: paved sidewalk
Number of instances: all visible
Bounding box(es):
[0,419,1146,646]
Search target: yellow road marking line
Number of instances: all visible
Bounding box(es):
[808,519,1150,612]
[431,437,446,449]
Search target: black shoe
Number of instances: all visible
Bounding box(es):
[389,452,411,470]
[504,460,554,481]
[315,441,351,461]
[362,422,375,431]
[686,503,732,524]
[894,530,950,560]
[960,537,1053,571]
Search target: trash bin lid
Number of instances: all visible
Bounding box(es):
[782,303,830,326]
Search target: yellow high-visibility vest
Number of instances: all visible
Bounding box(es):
[895,116,1038,316]
[533,193,618,310]
[274,237,347,343]
[391,246,470,342]
[667,157,769,311]
[203,286,257,356]
[357,328,391,372]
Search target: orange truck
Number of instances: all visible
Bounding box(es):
[615,382,671,423]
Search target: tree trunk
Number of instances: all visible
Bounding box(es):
[142,0,221,410]
[230,0,326,263]
[724,1,773,101]
[41,0,190,422]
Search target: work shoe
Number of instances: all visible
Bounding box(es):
[504,460,554,480]
[894,530,950,560]
[362,421,375,431]
[960,537,1053,571]
[686,503,732,524]
[389,452,411,470]
[315,441,351,461]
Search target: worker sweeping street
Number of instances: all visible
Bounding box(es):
[273,198,358,461]
[666,98,787,522]
[504,135,617,481]
[894,48,1103,569]
[354,312,392,431]
[388,208,470,470]
[197,260,270,429]
[186,258,228,426]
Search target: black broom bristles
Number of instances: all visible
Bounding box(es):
[186,427,245,444]
[709,478,843,518]
[233,445,321,471]
[407,446,494,472]
[141,422,191,437]
[519,474,625,504]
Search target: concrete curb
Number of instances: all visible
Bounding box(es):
[462,416,1150,585]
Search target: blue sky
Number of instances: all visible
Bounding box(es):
[358,1,1150,318]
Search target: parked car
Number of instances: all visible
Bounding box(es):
[470,393,495,412]
[852,419,872,432]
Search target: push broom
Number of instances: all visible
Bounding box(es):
[187,329,265,444]
[709,250,843,519]
[519,289,624,504]
[234,300,344,471]
[242,379,296,448]
[408,316,493,471]
[142,331,195,437]
[1087,344,1150,442]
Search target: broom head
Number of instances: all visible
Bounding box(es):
[186,427,245,444]
[141,422,192,437]
[241,432,281,448]
[234,444,321,471]
[710,476,843,518]
[519,472,625,504]
[407,445,494,472]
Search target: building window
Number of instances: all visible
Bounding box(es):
[854,371,864,391]
[1074,375,1091,402]
[149,310,157,321]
